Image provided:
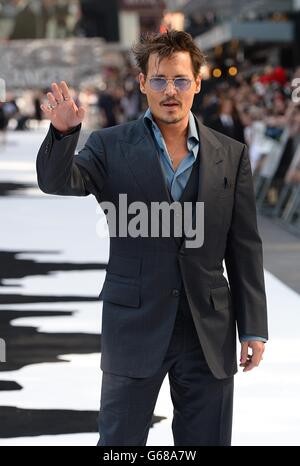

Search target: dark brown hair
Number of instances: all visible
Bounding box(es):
[132,30,206,79]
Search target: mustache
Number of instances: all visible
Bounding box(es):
[160,99,181,105]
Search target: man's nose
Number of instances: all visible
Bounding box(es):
[164,81,177,96]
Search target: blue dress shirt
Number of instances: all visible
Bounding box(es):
[144,107,199,202]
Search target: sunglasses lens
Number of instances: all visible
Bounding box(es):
[150,78,165,91]
[175,79,190,91]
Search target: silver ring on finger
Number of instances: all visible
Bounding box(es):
[47,103,56,110]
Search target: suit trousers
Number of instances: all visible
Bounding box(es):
[97,288,234,446]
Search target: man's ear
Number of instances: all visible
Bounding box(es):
[139,72,147,94]
[195,74,202,94]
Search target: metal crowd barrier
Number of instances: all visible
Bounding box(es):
[253,129,300,235]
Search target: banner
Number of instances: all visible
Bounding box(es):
[0,38,125,90]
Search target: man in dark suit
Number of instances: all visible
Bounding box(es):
[36,30,268,446]
[204,98,245,144]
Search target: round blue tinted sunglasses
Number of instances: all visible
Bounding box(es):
[149,77,193,92]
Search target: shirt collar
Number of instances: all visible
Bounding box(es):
[143,107,199,157]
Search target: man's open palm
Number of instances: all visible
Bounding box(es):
[41,81,85,133]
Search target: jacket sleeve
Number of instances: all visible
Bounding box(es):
[36,123,107,198]
[224,144,269,340]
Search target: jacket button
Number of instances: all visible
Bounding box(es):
[172,289,180,297]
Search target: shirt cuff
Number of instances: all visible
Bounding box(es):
[240,335,267,343]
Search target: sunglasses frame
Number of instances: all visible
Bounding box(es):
[148,77,193,92]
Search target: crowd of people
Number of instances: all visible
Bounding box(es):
[197,66,300,227]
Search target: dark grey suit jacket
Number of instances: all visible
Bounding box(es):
[36,114,268,379]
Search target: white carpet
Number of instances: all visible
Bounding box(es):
[0,130,299,446]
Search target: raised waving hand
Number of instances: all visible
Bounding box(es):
[41,81,85,133]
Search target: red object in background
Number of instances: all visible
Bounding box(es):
[259,66,288,86]
[160,24,168,33]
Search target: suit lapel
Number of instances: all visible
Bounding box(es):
[196,118,224,200]
[180,117,224,252]
[119,117,171,205]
